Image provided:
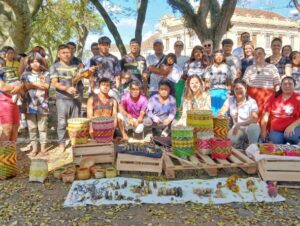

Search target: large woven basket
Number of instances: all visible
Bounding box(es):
[67,118,90,146]
[171,126,194,157]
[92,116,115,143]
[213,116,229,138]
[211,138,232,159]
[196,131,214,155]
[0,141,17,180]
[187,110,214,132]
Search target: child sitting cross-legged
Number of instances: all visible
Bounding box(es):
[117,80,147,140]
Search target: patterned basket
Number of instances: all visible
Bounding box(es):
[0,141,17,180]
[171,126,194,157]
[211,138,232,159]
[196,131,214,155]
[92,116,115,143]
[187,110,214,132]
[29,159,48,183]
[67,118,90,146]
[213,116,229,138]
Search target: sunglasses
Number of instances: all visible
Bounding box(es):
[204,44,211,47]
[175,45,183,47]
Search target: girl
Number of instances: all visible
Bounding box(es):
[177,75,211,126]
[285,51,300,93]
[22,53,50,156]
[241,42,254,77]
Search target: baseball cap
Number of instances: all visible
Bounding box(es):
[153,39,163,45]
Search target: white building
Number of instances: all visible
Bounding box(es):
[141,7,300,57]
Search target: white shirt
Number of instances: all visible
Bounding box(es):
[176,55,189,69]
[166,63,183,83]
[223,96,258,126]
[146,54,165,92]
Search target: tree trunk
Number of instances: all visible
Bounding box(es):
[293,0,300,14]
[90,0,127,56]
[77,25,89,59]
[167,0,237,50]
[135,0,148,45]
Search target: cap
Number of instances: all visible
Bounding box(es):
[153,39,163,45]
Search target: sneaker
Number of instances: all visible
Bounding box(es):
[20,143,32,152]
[161,127,169,137]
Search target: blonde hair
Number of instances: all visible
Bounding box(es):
[184,75,205,101]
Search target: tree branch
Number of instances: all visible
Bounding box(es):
[135,0,148,45]
[293,0,300,14]
[29,0,43,18]
[90,0,127,56]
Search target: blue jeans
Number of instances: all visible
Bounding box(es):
[269,126,300,144]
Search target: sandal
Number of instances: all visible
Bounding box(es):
[28,150,39,157]
[38,151,48,157]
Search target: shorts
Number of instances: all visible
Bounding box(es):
[0,100,20,124]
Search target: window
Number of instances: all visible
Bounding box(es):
[266,34,271,48]
[291,36,295,48]
[166,38,169,50]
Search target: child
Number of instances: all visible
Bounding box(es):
[22,53,50,156]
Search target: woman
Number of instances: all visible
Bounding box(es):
[219,78,260,148]
[21,53,50,156]
[177,75,211,126]
[144,79,176,137]
[0,58,23,141]
[285,51,300,93]
[183,45,207,80]
[243,47,281,124]
[204,50,232,116]
[281,45,292,58]
[265,38,290,77]
[241,42,254,77]
[261,76,300,144]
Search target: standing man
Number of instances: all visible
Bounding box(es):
[174,40,189,69]
[66,41,82,66]
[50,44,88,151]
[233,32,251,59]
[222,39,241,79]
[146,39,166,96]
[120,38,148,94]
[89,36,121,97]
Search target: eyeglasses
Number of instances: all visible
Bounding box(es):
[204,44,211,47]
[175,45,183,47]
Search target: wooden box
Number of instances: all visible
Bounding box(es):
[258,159,300,182]
[116,153,163,176]
[72,141,115,165]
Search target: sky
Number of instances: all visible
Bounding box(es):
[85,0,299,48]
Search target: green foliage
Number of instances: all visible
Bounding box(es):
[31,0,104,63]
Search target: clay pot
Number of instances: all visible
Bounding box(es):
[53,167,66,180]
[80,158,95,169]
[61,171,75,183]
[90,165,103,175]
[94,169,105,179]
[105,167,117,178]
[77,167,91,180]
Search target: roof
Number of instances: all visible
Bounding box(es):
[234,7,286,20]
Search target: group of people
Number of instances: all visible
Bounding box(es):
[0,32,299,157]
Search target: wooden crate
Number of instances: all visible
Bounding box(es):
[163,148,257,179]
[72,141,115,165]
[258,159,300,182]
[116,153,163,176]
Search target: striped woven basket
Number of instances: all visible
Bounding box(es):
[0,141,17,180]
[187,110,214,132]
[92,116,115,143]
[67,118,90,146]
[211,138,232,159]
[213,116,229,138]
[171,126,194,157]
[196,131,214,155]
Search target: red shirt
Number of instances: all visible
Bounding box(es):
[264,92,300,132]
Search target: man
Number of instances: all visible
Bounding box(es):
[222,39,241,79]
[146,39,166,96]
[233,32,251,59]
[89,36,121,96]
[202,39,214,66]
[118,81,147,140]
[173,40,189,69]
[84,42,99,69]
[50,44,88,151]
[120,38,147,94]
[66,41,82,66]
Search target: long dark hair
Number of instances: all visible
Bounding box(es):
[275,76,296,98]
[26,53,47,72]
[289,51,300,67]
[232,78,248,100]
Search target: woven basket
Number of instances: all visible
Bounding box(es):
[92,116,115,143]
[171,126,194,157]
[211,138,232,159]
[0,141,17,180]
[29,159,48,183]
[187,110,214,131]
[196,131,214,155]
[213,116,229,138]
[67,118,90,146]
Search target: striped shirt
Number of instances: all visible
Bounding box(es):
[292,66,300,93]
[243,64,281,88]
[50,62,82,100]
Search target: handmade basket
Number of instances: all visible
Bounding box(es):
[29,159,48,183]
[171,126,194,157]
[67,118,90,146]
[0,141,17,180]
[211,138,232,159]
[196,131,214,155]
[187,110,214,132]
[213,116,229,138]
[92,116,115,143]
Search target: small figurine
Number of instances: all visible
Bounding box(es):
[215,182,225,198]
[267,181,278,201]
[226,175,243,199]
[105,191,109,200]
[116,182,120,190]
[246,179,257,201]
[153,181,157,189]
[193,188,212,197]
[141,179,145,187]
